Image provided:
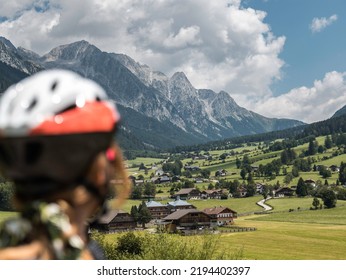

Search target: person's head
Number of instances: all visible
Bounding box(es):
[0,69,129,216]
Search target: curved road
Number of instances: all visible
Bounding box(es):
[257,197,273,211]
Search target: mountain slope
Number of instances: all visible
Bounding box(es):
[0,61,28,93]
[0,37,305,150]
[112,52,304,137]
[0,37,42,75]
[332,105,346,118]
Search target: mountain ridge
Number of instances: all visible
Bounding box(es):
[0,37,305,150]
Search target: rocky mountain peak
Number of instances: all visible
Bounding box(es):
[42,40,97,62]
[170,71,190,85]
[0,37,305,149]
[0,36,16,52]
[17,47,40,61]
[0,39,41,75]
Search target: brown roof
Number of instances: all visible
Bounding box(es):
[174,188,199,195]
[203,206,237,215]
[202,189,223,194]
[162,209,206,220]
[97,209,128,224]
[275,187,294,193]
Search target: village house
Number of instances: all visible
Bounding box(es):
[146,199,196,220]
[304,179,316,187]
[203,206,237,226]
[200,189,225,199]
[162,209,216,232]
[251,165,259,172]
[155,168,165,176]
[90,209,136,232]
[146,200,171,220]
[273,187,295,198]
[150,175,171,184]
[237,186,248,198]
[167,199,196,212]
[256,183,266,194]
[194,177,204,184]
[171,188,201,200]
[215,169,227,177]
[329,165,340,172]
[184,165,201,171]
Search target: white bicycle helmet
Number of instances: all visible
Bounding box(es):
[0,69,120,196]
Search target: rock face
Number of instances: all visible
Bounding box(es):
[0,38,304,149]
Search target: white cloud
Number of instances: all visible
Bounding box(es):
[3,0,341,124]
[250,71,346,123]
[0,0,285,102]
[310,14,338,33]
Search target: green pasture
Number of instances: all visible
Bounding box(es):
[250,203,346,225]
[265,197,317,212]
[318,153,346,166]
[126,157,164,167]
[2,194,346,259]
[217,200,346,259]
[220,216,346,259]
[111,199,346,260]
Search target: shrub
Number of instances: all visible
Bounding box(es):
[92,231,243,260]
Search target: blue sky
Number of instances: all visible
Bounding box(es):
[245,0,346,96]
[0,0,345,123]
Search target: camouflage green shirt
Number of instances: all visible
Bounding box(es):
[0,201,84,259]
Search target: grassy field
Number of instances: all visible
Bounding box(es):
[250,204,346,225]
[265,197,346,212]
[2,196,346,259]
[210,195,346,259]
[219,216,346,259]
[126,157,164,167]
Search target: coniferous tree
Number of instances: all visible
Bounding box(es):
[339,162,346,185]
[296,177,308,197]
[137,201,152,228]
[307,139,318,156]
[130,205,139,224]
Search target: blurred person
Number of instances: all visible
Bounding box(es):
[0,69,130,259]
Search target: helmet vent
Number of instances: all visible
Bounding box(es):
[26,98,38,112]
[51,81,58,92]
[56,104,77,115]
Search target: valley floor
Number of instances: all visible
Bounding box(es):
[220,206,346,260]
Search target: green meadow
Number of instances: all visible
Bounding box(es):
[107,196,346,260]
[220,202,346,260]
[2,197,346,259]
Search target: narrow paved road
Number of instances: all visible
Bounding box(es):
[257,197,273,211]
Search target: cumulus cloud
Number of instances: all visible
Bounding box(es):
[250,71,346,123]
[0,0,285,101]
[310,14,338,33]
[1,0,342,123]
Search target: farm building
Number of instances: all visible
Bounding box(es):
[171,188,201,200]
[90,209,136,232]
[162,209,216,232]
[203,206,237,226]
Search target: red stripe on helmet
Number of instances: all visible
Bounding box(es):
[30,102,119,135]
